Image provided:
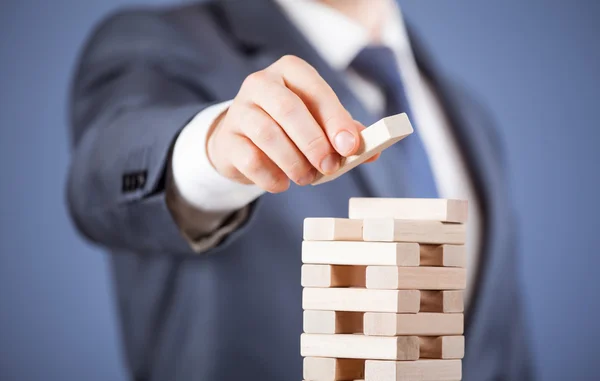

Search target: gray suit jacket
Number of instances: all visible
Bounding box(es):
[67,1,536,380]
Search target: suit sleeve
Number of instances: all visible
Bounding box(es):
[66,10,254,254]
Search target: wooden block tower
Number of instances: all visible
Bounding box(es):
[300,198,468,381]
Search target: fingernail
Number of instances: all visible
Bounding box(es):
[320,154,340,174]
[334,130,356,156]
[297,169,316,185]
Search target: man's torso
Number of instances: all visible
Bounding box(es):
[103,1,532,380]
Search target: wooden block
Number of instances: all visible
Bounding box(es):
[302,241,420,266]
[364,359,462,381]
[420,291,464,313]
[304,218,363,241]
[363,219,466,244]
[419,336,465,359]
[303,357,365,381]
[420,245,466,268]
[349,198,468,223]
[312,114,413,185]
[301,333,420,360]
[303,288,420,313]
[363,313,463,336]
[301,264,366,288]
[303,310,363,334]
[366,267,466,290]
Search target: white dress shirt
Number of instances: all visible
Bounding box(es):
[170,0,481,304]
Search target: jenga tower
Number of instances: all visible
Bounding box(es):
[300,198,468,381]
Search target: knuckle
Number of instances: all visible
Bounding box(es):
[239,147,264,174]
[287,159,312,183]
[266,176,290,193]
[219,164,240,180]
[273,96,300,119]
[304,134,331,160]
[277,54,304,68]
[321,112,346,131]
[243,70,268,88]
[252,121,278,144]
[231,171,253,184]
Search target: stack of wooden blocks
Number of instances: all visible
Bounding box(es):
[300,198,468,381]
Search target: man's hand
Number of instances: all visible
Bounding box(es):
[206,55,379,193]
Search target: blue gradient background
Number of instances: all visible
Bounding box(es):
[1,1,598,380]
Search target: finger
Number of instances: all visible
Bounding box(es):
[206,121,253,184]
[239,105,317,185]
[364,152,381,163]
[240,71,340,175]
[268,55,362,157]
[230,135,290,193]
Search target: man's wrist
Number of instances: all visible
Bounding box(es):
[171,100,265,213]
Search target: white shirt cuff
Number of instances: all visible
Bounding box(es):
[171,100,266,213]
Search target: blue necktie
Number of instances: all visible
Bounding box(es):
[350,45,439,198]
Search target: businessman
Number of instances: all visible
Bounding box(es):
[67,0,535,380]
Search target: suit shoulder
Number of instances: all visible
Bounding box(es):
[92,2,216,35]
[80,3,218,62]
[90,7,173,42]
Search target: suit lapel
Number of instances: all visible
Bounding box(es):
[406,25,508,333]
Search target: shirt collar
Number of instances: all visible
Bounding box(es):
[274,0,413,71]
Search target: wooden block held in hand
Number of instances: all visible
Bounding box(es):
[304,218,363,241]
[420,290,464,313]
[301,333,420,360]
[364,359,462,381]
[303,288,420,313]
[363,312,464,336]
[312,113,413,185]
[420,244,466,267]
[349,198,468,223]
[303,310,363,334]
[302,241,420,266]
[366,267,467,290]
[301,264,366,288]
[363,219,466,244]
[420,336,465,359]
[303,357,365,381]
